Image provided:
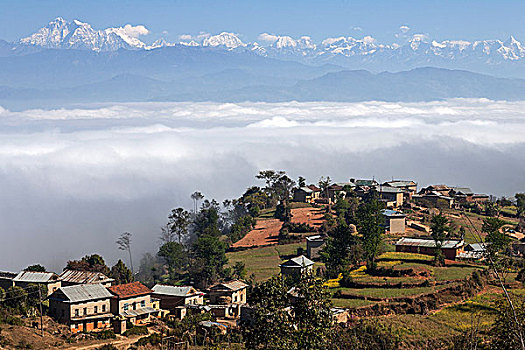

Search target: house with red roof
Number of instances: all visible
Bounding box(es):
[107,282,160,326]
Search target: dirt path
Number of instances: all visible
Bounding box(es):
[232,218,281,248]
[65,329,153,350]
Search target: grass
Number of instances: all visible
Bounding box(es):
[378,252,434,262]
[226,242,305,282]
[330,298,375,308]
[335,284,453,299]
[432,265,483,281]
[258,208,276,219]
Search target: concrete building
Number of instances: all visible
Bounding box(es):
[306,235,325,260]
[59,270,114,287]
[279,255,314,280]
[151,285,204,311]
[293,185,321,203]
[395,237,465,260]
[381,209,406,234]
[108,282,159,326]
[47,284,113,333]
[208,280,248,305]
[376,186,404,208]
[13,271,61,296]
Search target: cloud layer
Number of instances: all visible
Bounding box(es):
[1,99,524,271]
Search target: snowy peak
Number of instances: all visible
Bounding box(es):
[20,17,147,51]
[202,32,245,49]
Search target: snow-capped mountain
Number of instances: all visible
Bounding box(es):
[13,17,525,70]
[19,17,147,51]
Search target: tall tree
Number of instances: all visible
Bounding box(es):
[298,176,306,188]
[158,241,188,281]
[483,217,509,260]
[430,214,449,266]
[166,207,192,244]
[191,191,204,214]
[193,200,222,237]
[116,232,134,274]
[24,264,46,272]
[356,195,385,272]
[110,259,134,285]
[321,220,361,278]
[318,176,332,200]
[191,235,227,288]
[65,254,110,275]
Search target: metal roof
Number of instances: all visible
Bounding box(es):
[465,243,487,252]
[450,187,473,195]
[211,280,249,291]
[58,283,113,303]
[59,270,114,284]
[280,255,315,268]
[306,235,324,241]
[395,237,464,249]
[121,306,157,318]
[377,186,404,193]
[13,271,58,283]
[298,186,314,193]
[152,284,200,297]
[381,209,406,217]
[384,180,416,188]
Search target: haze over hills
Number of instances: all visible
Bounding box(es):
[3,17,525,108]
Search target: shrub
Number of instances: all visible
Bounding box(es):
[92,330,115,340]
[123,325,149,337]
[134,333,162,346]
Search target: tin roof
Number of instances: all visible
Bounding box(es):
[56,283,113,303]
[152,284,201,297]
[298,186,314,194]
[384,180,416,188]
[395,237,464,249]
[13,271,58,283]
[121,306,157,318]
[211,280,249,291]
[59,270,114,285]
[108,282,152,298]
[280,255,315,268]
[377,186,404,193]
[381,209,406,218]
[306,235,324,241]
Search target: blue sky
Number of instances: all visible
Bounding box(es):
[1,0,525,43]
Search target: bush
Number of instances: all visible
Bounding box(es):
[134,333,162,346]
[123,325,149,337]
[91,330,115,340]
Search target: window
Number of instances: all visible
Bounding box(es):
[123,303,129,311]
[83,307,87,315]
[75,309,79,317]
[94,306,98,314]
[102,304,106,312]
[140,300,145,308]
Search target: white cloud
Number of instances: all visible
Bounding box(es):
[115,24,150,38]
[179,34,193,40]
[258,33,279,43]
[353,26,363,32]
[1,99,525,271]
[399,25,411,33]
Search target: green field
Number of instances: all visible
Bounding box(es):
[334,284,454,299]
[226,242,305,282]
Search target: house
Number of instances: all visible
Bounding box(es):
[420,185,451,196]
[13,271,61,296]
[151,284,204,311]
[383,180,417,194]
[306,235,325,260]
[350,179,379,187]
[449,187,474,203]
[47,284,113,333]
[381,209,406,234]
[413,192,454,208]
[59,270,114,287]
[279,255,314,280]
[208,280,248,305]
[457,243,488,260]
[108,282,159,326]
[293,185,321,203]
[0,271,16,291]
[376,186,404,208]
[395,237,465,260]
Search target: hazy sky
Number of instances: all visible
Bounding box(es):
[1,0,525,43]
[1,99,524,272]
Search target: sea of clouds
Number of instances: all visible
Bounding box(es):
[1,99,524,271]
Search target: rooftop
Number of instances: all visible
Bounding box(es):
[381,209,406,217]
[59,269,114,285]
[395,237,464,249]
[108,282,152,298]
[13,271,59,283]
[52,283,112,303]
[152,284,201,297]
[376,186,404,193]
[384,180,416,188]
[210,280,249,291]
[280,255,315,268]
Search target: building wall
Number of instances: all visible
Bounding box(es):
[280,265,313,280]
[307,240,325,260]
[15,280,61,296]
[153,294,203,310]
[396,245,459,260]
[49,298,111,333]
[0,278,14,291]
[389,217,405,234]
[209,288,246,305]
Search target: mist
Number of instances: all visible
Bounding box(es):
[1,99,524,272]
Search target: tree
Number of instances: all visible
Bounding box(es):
[356,195,385,271]
[298,176,306,188]
[193,200,223,237]
[110,259,134,285]
[483,217,509,260]
[516,193,525,218]
[24,264,46,272]
[5,286,28,314]
[257,170,296,203]
[490,296,525,350]
[191,235,227,288]
[191,191,204,214]
[136,253,164,287]
[318,176,331,200]
[0,286,5,303]
[430,214,449,266]
[116,232,134,274]
[165,208,192,244]
[66,254,110,275]
[232,261,247,280]
[158,241,188,280]
[321,220,361,278]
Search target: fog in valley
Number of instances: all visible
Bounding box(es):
[1,99,524,272]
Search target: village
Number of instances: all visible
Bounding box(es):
[0,172,524,350]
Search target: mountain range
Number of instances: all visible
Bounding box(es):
[3,17,525,108]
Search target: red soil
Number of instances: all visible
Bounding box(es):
[290,207,325,228]
[232,218,282,248]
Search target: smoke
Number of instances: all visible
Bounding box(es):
[0,99,524,272]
